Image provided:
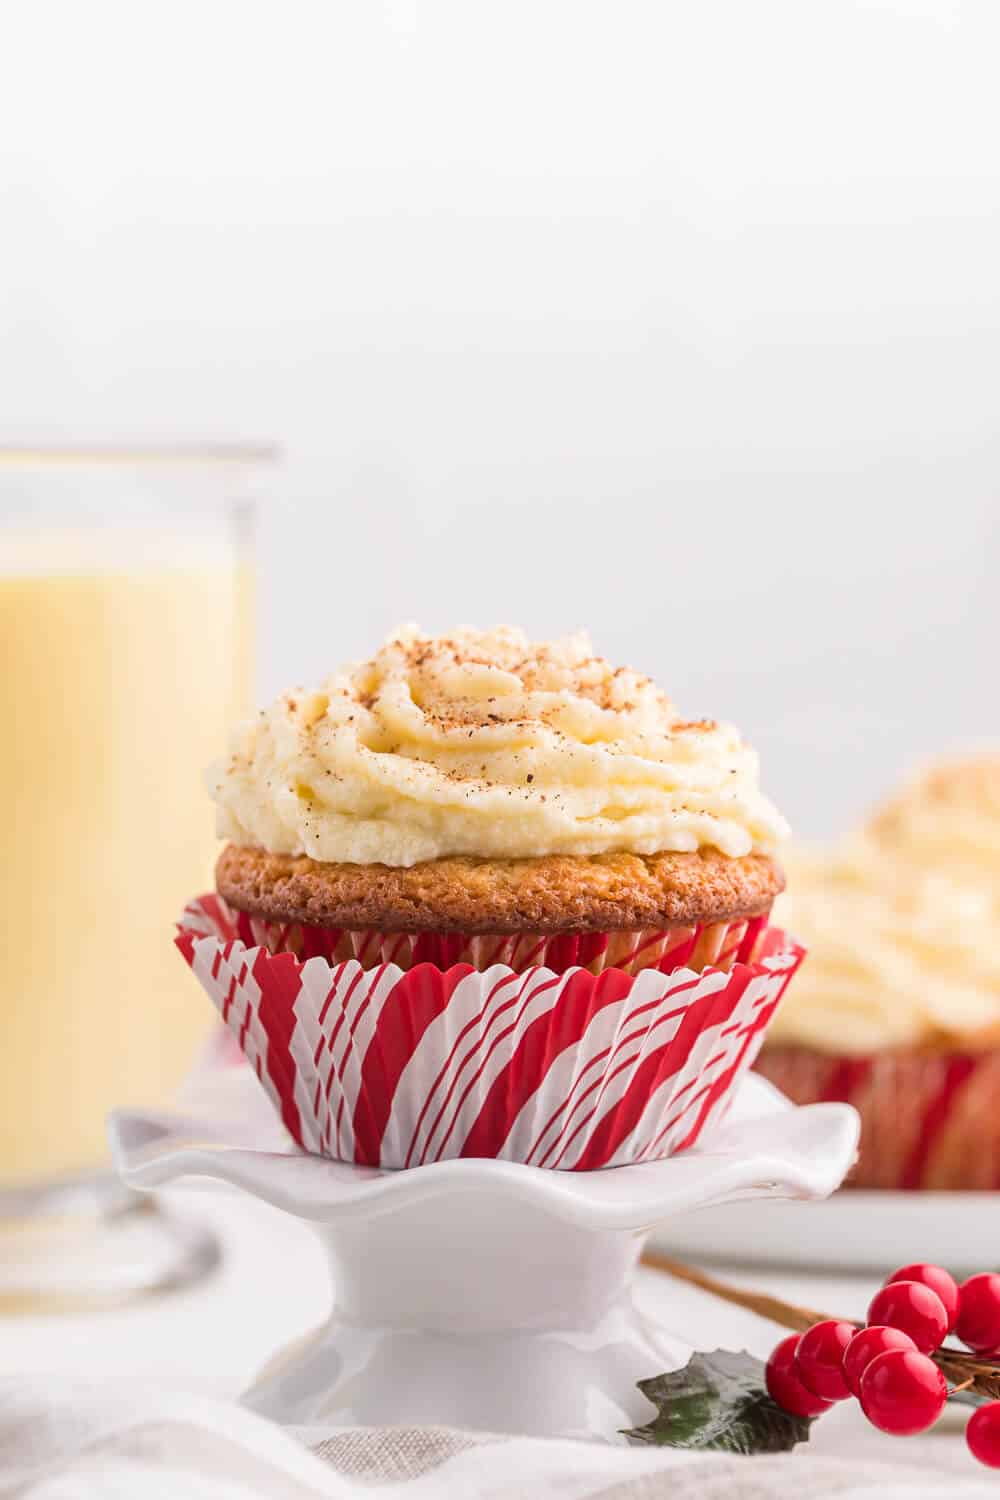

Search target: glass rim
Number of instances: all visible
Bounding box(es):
[0,442,280,469]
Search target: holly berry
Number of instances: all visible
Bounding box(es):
[765,1334,833,1419]
[866,1281,948,1354]
[794,1319,855,1401]
[956,1274,1000,1353]
[884,1263,959,1333]
[967,1401,1000,1468]
[859,1348,948,1435]
[842,1325,917,1398]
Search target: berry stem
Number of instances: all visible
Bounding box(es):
[641,1251,1000,1404]
[642,1251,830,1334]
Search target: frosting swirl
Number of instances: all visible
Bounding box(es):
[870,754,1000,891]
[210,625,787,868]
[770,835,1000,1053]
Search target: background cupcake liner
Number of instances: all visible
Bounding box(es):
[177,894,803,1171]
[225,907,768,976]
[755,1045,1000,1190]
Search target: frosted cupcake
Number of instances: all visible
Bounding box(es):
[757,755,1000,1189]
[178,626,800,1170]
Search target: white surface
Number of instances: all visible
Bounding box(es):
[4,1374,996,1500]
[653,1188,1000,1277]
[105,1074,857,1436]
[2,1193,990,1496]
[2,4,999,838]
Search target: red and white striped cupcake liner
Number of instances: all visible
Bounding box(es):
[222,907,768,976]
[755,1046,1000,1190]
[177,894,804,1171]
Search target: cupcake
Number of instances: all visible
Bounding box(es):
[177,625,798,1169]
[756,754,1000,1190]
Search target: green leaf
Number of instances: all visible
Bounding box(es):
[624,1349,814,1454]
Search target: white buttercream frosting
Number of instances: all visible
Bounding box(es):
[210,625,788,868]
[771,831,1000,1053]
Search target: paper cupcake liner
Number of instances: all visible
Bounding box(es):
[177,894,803,1170]
[225,907,768,976]
[755,1045,1000,1190]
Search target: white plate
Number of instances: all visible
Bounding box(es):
[649,1187,1000,1276]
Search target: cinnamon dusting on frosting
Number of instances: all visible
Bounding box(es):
[209,625,787,868]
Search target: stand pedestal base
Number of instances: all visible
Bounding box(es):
[246,1294,685,1436]
[242,1201,685,1435]
[109,1074,858,1440]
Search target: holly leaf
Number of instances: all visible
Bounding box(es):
[624,1349,813,1454]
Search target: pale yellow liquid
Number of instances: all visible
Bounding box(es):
[0,550,251,1182]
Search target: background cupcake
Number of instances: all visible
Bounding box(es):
[757,754,1000,1189]
[179,625,801,1171]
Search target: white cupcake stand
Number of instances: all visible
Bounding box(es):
[109,1075,858,1441]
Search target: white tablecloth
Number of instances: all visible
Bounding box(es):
[2,1192,992,1498]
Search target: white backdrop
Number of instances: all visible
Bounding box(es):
[1,0,998,835]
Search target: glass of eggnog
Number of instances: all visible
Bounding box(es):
[0,445,267,1302]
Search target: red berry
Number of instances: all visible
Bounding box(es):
[859,1348,947,1435]
[794,1320,855,1401]
[842,1325,917,1398]
[967,1401,1000,1468]
[885,1263,959,1333]
[867,1281,948,1354]
[765,1335,833,1419]
[957,1274,1000,1353]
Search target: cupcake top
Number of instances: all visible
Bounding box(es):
[210,624,787,869]
[770,832,1000,1054]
